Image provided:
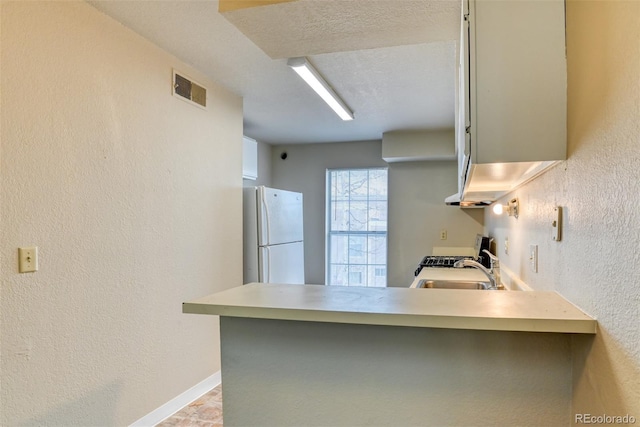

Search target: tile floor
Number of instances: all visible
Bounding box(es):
[157,385,223,427]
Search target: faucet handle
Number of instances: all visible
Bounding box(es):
[482,249,502,289]
[482,249,499,261]
[482,249,500,269]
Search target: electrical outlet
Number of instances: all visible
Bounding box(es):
[19,246,38,273]
[529,244,538,273]
[504,237,509,255]
[440,230,447,240]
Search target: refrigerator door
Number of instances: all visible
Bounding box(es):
[258,186,304,246]
[259,242,305,284]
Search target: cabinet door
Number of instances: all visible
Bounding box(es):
[457,0,472,195]
[461,0,471,134]
[472,0,566,164]
[242,136,258,180]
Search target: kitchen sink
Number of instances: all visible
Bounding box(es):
[415,279,492,290]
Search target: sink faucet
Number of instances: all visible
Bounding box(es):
[453,250,502,290]
[481,250,501,289]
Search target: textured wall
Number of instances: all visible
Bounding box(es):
[1,2,243,425]
[485,0,640,422]
[270,141,483,286]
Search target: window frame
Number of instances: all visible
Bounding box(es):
[325,167,388,287]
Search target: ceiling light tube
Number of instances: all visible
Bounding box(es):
[287,57,354,121]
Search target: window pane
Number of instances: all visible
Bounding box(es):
[348,201,367,231]
[332,170,350,201]
[348,265,366,287]
[368,266,386,287]
[330,264,348,286]
[330,234,349,265]
[348,235,367,265]
[368,235,387,265]
[330,201,350,231]
[349,170,369,198]
[369,169,387,197]
[368,201,387,231]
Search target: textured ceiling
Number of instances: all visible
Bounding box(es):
[88,0,460,144]
[221,0,459,58]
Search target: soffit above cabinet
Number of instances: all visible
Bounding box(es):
[382,129,456,163]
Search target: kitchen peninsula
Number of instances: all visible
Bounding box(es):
[184,283,595,426]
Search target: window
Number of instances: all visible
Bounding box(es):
[326,168,388,287]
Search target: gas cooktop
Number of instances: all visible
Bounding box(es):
[414,235,493,277]
[414,255,474,276]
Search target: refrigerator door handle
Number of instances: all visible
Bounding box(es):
[259,188,271,246]
[265,247,271,282]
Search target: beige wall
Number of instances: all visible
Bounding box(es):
[270,141,483,286]
[0,2,243,425]
[485,0,640,422]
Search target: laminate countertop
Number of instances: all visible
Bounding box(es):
[183,283,596,334]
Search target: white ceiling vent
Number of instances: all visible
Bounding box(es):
[173,69,207,109]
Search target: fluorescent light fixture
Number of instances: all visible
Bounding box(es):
[287,57,354,121]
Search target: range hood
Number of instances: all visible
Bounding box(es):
[444,193,491,208]
[446,160,561,208]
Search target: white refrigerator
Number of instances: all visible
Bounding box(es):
[243,186,305,284]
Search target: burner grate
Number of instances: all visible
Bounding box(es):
[414,255,475,276]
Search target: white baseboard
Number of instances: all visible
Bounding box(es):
[130,371,221,427]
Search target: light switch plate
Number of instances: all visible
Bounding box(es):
[529,244,538,273]
[19,246,38,273]
[552,207,562,241]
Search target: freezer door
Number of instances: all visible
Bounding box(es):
[258,242,305,284]
[258,186,304,246]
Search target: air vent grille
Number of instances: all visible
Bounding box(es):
[173,70,207,108]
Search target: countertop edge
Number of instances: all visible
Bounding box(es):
[182,300,597,334]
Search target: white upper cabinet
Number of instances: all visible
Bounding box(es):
[455,0,567,203]
[242,136,258,181]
